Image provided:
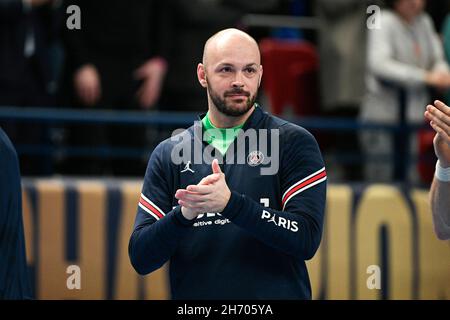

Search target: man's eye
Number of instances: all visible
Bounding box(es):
[245,68,256,73]
[220,67,232,72]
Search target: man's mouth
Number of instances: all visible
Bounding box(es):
[225,92,250,98]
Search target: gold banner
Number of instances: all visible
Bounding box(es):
[22,180,449,299]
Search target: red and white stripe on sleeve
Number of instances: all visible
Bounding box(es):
[138,193,166,221]
[282,167,327,210]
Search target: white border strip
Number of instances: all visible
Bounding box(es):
[282,167,325,200]
[140,193,165,217]
[139,202,162,220]
[282,176,327,210]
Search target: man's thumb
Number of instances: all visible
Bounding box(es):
[212,159,222,174]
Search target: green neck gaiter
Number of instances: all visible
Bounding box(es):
[202,111,245,155]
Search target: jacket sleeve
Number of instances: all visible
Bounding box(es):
[128,142,193,275]
[220,125,327,260]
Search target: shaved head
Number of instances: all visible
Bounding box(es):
[202,28,261,67]
[197,28,263,124]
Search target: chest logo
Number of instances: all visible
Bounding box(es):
[247,150,264,166]
[181,161,195,173]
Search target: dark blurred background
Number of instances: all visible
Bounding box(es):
[1,0,450,186]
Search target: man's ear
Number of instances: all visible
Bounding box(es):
[197,63,207,88]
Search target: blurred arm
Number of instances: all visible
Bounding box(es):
[425,101,450,240]
[430,176,450,240]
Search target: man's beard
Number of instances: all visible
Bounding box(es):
[207,80,257,117]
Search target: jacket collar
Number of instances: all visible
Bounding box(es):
[196,104,264,130]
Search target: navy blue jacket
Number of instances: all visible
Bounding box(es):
[0,127,31,299]
[129,107,327,299]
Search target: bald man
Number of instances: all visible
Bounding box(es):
[424,100,450,240]
[129,29,327,299]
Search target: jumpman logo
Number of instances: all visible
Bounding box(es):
[181,161,195,173]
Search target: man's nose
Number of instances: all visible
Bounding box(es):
[231,72,244,88]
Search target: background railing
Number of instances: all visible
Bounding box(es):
[0,106,435,184]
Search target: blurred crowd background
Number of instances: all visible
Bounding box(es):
[1,0,450,186]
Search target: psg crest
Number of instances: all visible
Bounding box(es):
[247,150,264,166]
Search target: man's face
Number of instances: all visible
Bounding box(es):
[199,36,262,117]
[395,0,425,20]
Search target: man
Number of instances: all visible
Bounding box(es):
[0,127,32,299]
[424,100,450,240]
[129,29,327,299]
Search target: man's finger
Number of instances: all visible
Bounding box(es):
[198,174,221,186]
[175,190,207,203]
[434,100,450,117]
[426,106,450,128]
[430,121,450,144]
[429,104,450,124]
[175,189,201,199]
[186,184,213,194]
[427,109,450,133]
[424,105,434,121]
[178,200,204,211]
[212,159,222,174]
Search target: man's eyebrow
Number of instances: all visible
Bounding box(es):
[215,63,258,68]
[216,63,234,67]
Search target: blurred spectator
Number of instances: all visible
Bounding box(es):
[59,0,172,176]
[159,0,279,112]
[360,0,450,182]
[0,0,62,175]
[315,0,375,181]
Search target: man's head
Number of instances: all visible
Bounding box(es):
[385,0,425,22]
[197,28,263,117]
